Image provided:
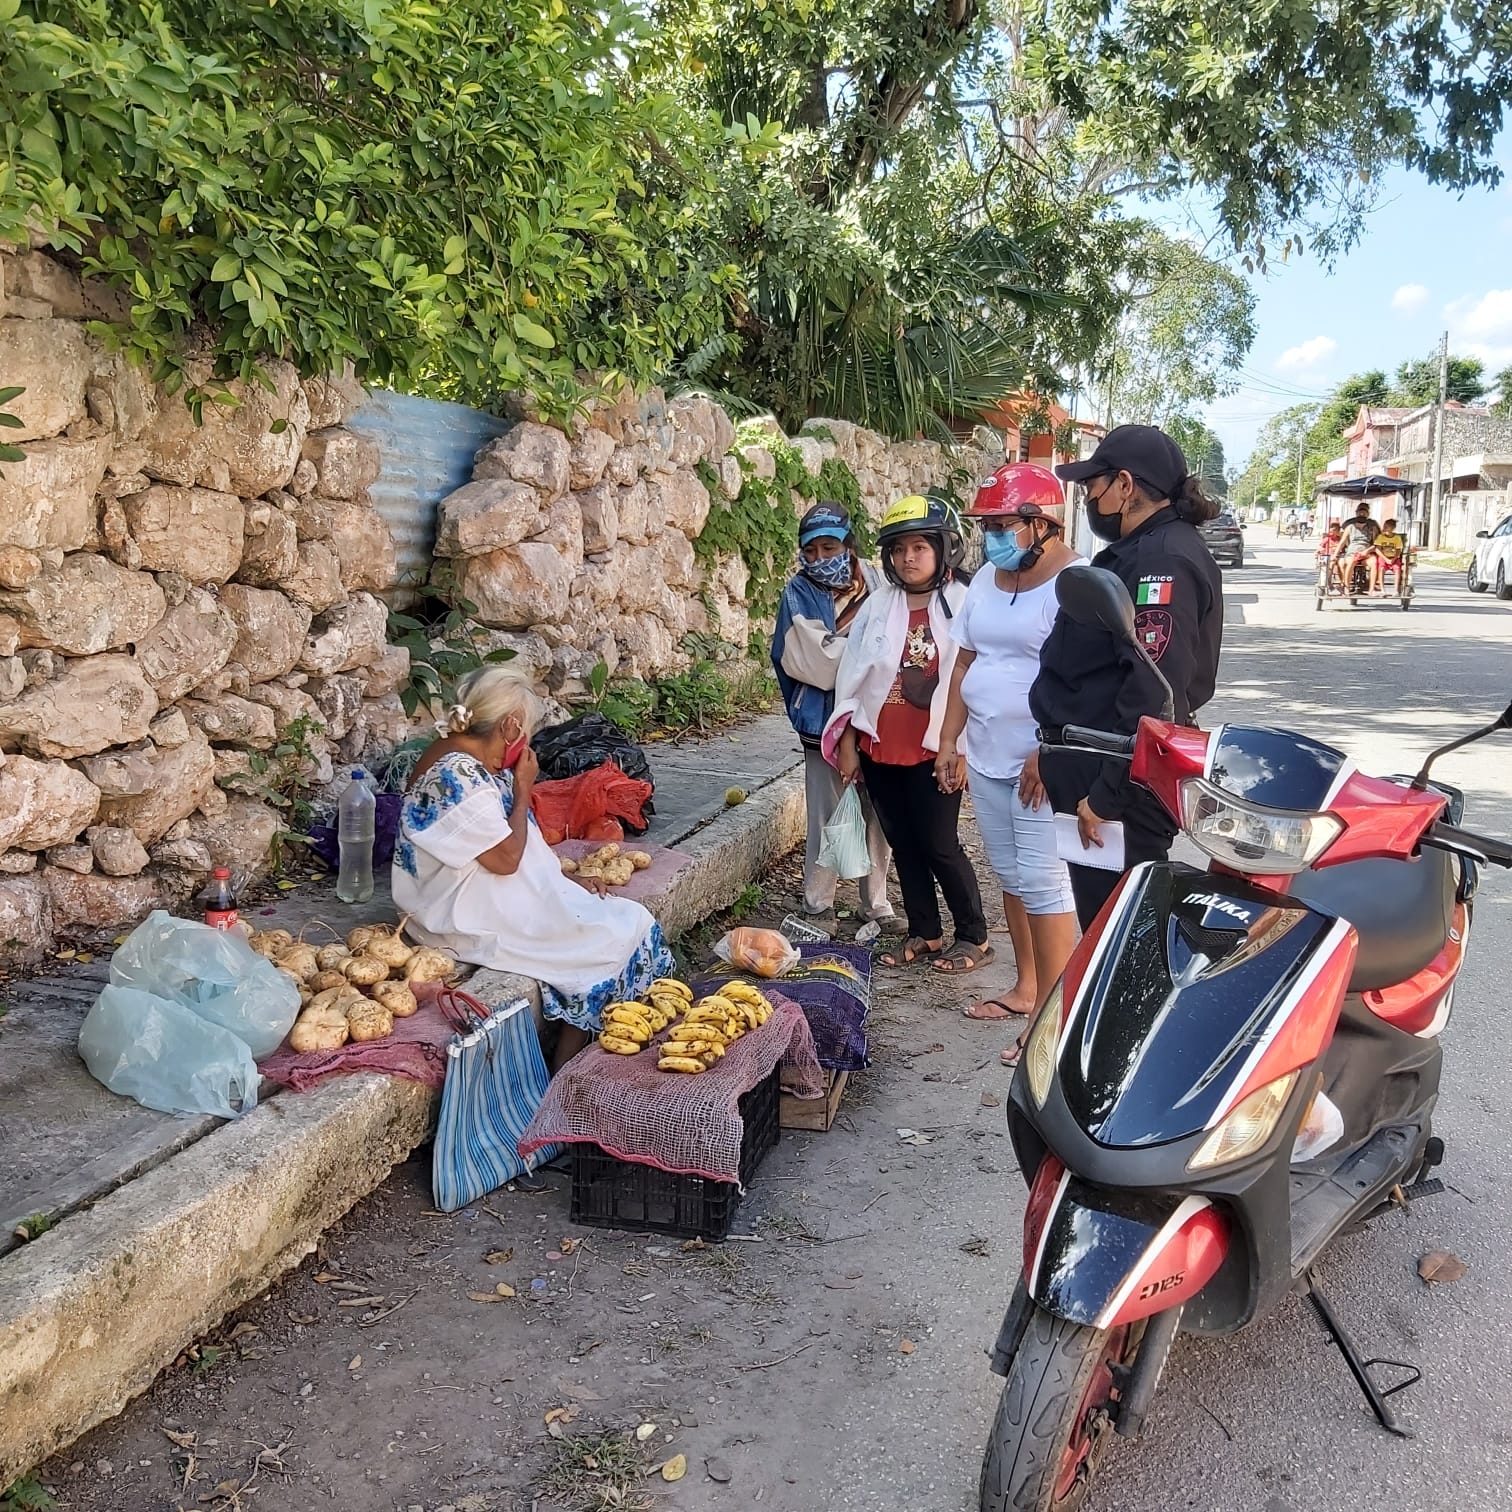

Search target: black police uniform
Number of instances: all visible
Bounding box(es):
[1030,504,1223,925]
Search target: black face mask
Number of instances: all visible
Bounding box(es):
[1084,480,1124,542]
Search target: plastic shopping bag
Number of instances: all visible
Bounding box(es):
[78,985,261,1118]
[109,910,300,1058]
[713,926,801,979]
[816,784,871,880]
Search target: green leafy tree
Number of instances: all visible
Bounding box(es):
[1311,371,1391,446]
[1491,365,1512,416]
[1389,353,1486,408]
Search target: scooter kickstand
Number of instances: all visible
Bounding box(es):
[1302,1271,1417,1439]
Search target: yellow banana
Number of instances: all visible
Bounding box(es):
[604,1019,651,1044]
[607,1003,652,1025]
[651,978,693,1001]
[720,982,765,1005]
[657,1055,707,1074]
[598,1034,644,1055]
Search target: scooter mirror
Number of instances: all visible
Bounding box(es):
[1056,565,1137,639]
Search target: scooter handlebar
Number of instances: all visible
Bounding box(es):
[1426,820,1512,869]
[1059,725,1138,758]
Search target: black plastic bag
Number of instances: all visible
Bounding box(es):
[532,712,654,789]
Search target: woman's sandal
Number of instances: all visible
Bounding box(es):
[963,997,1030,1021]
[932,942,996,975]
[879,937,944,969]
[1000,1037,1026,1068]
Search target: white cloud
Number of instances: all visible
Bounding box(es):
[1391,283,1429,315]
[1445,288,1512,370]
[1274,335,1337,373]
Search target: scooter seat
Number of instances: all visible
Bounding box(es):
[1288,848,1455,993]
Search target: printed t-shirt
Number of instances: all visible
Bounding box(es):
[862,607,936,766]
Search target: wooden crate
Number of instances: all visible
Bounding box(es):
[780,1069,848,1132]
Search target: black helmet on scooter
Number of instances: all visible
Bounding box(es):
[877,492,966,594]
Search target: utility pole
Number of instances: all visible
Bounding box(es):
[1295,432,1306,508]
[1428,329,1449,549]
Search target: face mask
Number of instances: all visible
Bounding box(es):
[1084,482,1124,542]
[983,530,1032,571]
[801,552,853,590]
[500,728,528,770]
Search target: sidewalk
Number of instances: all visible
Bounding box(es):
[0,711,805,1485]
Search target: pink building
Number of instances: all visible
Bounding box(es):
[1341,406,1415,478]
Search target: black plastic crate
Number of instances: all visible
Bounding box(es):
[569,1065,781,1241]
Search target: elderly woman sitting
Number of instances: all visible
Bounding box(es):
[392,666,673,1071]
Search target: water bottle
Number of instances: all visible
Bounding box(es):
[336,766,376,904]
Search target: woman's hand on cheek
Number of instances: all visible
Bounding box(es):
[515,744,539,787]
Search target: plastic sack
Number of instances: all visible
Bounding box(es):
[79,985,261,1118]
[109,910,301,1059]
[713,926,801,980]
[531,760,654,845]
[816,785,871,880]
[306,792,402,874]
[1291,1090,1345,1163]
[533,711,654,787]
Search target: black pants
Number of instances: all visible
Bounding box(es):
[859,752,987,946]
[1040,751,1176,929]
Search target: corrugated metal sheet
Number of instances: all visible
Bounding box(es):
[345,389,511,604]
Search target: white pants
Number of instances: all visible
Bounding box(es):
[803,747,893,918]
[968,765,1075,916]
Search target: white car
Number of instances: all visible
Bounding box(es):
[1467,513,1512,598]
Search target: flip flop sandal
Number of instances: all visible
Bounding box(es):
[963,998,1029,1021]
[879,937,944,969]
[1000,1039,1026,1068]
[932,942,996,975]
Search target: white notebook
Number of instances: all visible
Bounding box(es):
[1054,813,1126,872]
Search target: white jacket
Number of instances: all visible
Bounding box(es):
[820,578,969,765]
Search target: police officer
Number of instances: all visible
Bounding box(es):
[1023,425,1224,926]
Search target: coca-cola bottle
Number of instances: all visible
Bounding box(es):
[203,867,239,931]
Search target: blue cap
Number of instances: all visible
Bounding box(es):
[799,501,851,546]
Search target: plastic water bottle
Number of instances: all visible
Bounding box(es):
[336,766,376,903]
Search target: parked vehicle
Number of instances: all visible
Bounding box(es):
[1466,513,1512,598]
[1198,509,1244,567]
[979,565,1512,1512]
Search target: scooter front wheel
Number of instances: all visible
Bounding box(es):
[979,1304,1135,1512]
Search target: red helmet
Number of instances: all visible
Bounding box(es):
[969,462,1065,524]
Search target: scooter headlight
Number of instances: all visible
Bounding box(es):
[1188,1072,1299,1171]
[1023,984,1063,1107]
[1179,779,1342,875]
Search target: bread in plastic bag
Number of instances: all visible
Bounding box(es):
[815,784,871,880]
[78,985,261,1119]
[712,926,801,979]
[108,910,300,1058]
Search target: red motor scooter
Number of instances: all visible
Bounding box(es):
[980,566,1512,1512]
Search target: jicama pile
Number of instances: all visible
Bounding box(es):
[559,841,652,888]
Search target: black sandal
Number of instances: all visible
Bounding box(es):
[879,936,945,969]
[932,942,996,975]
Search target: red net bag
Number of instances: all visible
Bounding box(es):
[530,759,653,845]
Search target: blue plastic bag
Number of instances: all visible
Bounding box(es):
[78,985,261,1119]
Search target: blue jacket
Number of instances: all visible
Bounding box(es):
[771,564,881,744]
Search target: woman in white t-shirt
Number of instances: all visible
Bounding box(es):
[936,465,1080,1062]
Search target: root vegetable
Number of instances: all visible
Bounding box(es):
[404,947,455,985]
[372,980,419,1018]
[626,851,652,871]
[365,932,413,970]
[560,856,579,875]
[309,969,348,994]
[346,999,394,1042]
[342,953,389,987]
[249,929,293,961]
[315,943,351,972]
[290,1003,349,1053]
[278,943,319,982]
[346,924,381,953]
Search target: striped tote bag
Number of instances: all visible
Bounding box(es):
[432,988,560,1213]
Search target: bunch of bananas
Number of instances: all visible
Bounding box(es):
[656,983,774,1073]
[596,977,694,1055]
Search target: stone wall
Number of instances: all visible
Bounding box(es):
[433,391,998,701]
[0,252,408,963]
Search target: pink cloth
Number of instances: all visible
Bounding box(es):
[257,981,457,1092]
[519,993,824,1183]
[551,839,694,904]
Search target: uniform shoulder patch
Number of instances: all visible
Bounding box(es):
[1135,576,1173,606]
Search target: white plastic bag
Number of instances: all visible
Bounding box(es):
[109,910,299,1058]
[816,785,871,880]
[79,985,260,1119]
[712,927,802,979]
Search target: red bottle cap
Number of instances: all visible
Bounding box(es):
[213,867,231,879]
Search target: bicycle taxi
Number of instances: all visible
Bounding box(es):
[1313,473,1418,612]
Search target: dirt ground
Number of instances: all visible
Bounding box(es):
[26,817,1033,1512]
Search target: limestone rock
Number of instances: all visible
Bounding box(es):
[151,836,214,875]
[283,540,347,613]
[435,478,542,557]
[304,674,365,741]
[468,628,553,682]
[614,614,683,680]
[668,394,719,466]
[456,541,572,628]
[616,480,651,544]
[529,492,584,571]
[0,876,52,964]
[98,494,142,570]
[617,544,668,614]
[243,679,322,733]
[656,528,697,590]
[793,436,825,478]
[147,707,191,748]
[141,357,309,495]
[120,484,246,583]
[133,588,237,702]
[650,471,711,537]
[338,693,413,768]
[236,500,300,587]
[197,785,229,819]
[154,570,191,607]
[182,693,278,749]
[212,747,254,789]
[605,446,639,487]
[184,795,281,875]
[473,422,571,501]
[85,352,157,445]
[711,404,736,457]
[0,612,19,657]
[220,583,313,683]
[19,648,58,688]
[574,555,623,612]
[301,366,365,430]
[86,824,150,877]
[0,754,101,850]
[738,444,776,482]
[0,652,158,758]
[279,490,336,542]
[358,644,411,699]
[46,842,94,875]
[0,545,41,589]
[718,456,742,500]
[299,592,387,676]
[290,457,319,497]
[97,731,215,844]
[299,428,380,500]
[0,433,111,550]
[0,849,37,873]
[44,868,163,934]
[2,252,130,323]
[328,500,397,591]
[79,746,160,799]
[569,428,616,490]
[0,317,94,440]
[0,553,165,655]
[0,653,21,703]
[579,482,619,555]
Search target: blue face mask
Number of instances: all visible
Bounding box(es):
[800,551,854,590]
[983,529,1031,571]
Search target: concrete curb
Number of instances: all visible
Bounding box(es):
[0,766,804,1483]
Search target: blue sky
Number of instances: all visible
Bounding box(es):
[1203,161,1512,470]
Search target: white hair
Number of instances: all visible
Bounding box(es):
[444,666,540,738]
